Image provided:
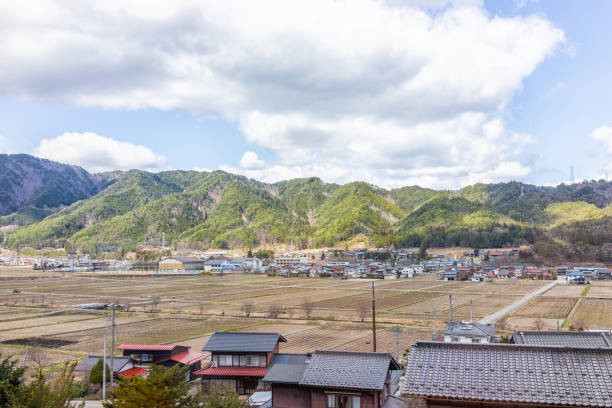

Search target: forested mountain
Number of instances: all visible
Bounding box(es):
[0,154,113,226]
[2,154,611,255]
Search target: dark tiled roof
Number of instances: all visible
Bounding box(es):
[512,331,612,348]
[442,321,497,337]
[402,341,612,407]
[263,354,309,384]
[203,332,287,352]
[75,356,131,373]
[171,256,205,263]
[299,350,399,391]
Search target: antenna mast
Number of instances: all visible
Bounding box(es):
[570,165,574,184]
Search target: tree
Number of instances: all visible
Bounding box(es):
[12,362,84,408]
[151,296,161,312]
[301,299,314,319]
[268,304,285,319]
[28,342,49,370]
[533,319,544,331]
[357,302,371,322]
[241,302,255,318]
[89,359,110,386]
[200,390,247,408]
[419,241,428,260]
[104,365,198,408]
[247,248,253,258]
[473,248,480,257]
[0,356,25,407]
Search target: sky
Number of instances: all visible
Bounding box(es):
[0,0,611,189]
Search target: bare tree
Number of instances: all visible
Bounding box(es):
[533,319,545,331]
[302,299,314,319]
[241,302,255,318]
[28,342,49,370]
[151,296,161,312]
[268,304,285,319]
[357,302,371,322]
[199,303,205,315]
[125,303,131,312]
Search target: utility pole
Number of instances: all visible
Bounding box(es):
[449,294,453,325]
[470,299,473,322]
[372,281,377,352]
[103,318,108,401]
[23,345,29,366]
[433,308,437,335]
[395,324,400,361]
[110,303,116,391]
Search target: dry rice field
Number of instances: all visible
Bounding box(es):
[2,270,611,370]
[510,297,577,319]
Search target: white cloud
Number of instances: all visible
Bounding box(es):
[32,132,166,173]
[1,0,564,187]
[239,151,265,169]
[592,125,612,154]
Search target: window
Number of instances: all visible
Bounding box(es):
[471,338,481,343]
[451,336,459,342]
[233,355,240,366]
[259,355,266,367]
[327,394,360,408]
[240,355,246,366]
[218,355,233,366]
[141,353,152,362]
[246,355,260,367]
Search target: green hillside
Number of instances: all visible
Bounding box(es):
[3,155,611,252]
[311,182,406,247]
[394,195,535,248]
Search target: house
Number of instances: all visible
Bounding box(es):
[118,344,205,380]
[263,350,401,408]
[511,330,612,348]
[231,257,264,272]
[195,332,287,395]
[402,341,612,407]
[74,355,133,380]
[437,321,496,344]
[204,259,228,273]
[158,257,205,272]
[130,261,159,272]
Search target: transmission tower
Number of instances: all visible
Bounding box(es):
[570,165,574,184]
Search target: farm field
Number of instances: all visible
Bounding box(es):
[541,285,584,297]
[0,272,608,371]
[567,298,612,329]
[510,297,577,319]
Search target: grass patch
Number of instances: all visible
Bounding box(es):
[581,285,591,297]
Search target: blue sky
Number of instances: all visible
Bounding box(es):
[1,0,611,189]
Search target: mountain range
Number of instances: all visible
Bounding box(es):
[1,154,611,258]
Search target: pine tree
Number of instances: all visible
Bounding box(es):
[89,359,110,386]
[103,365,199,408]
[0,356,25,406]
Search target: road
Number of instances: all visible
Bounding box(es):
[478,280,558,325]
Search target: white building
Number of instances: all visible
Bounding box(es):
[440,321,497,344]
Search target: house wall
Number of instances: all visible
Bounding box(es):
[272,384,379,408]
[159,259,184,269]
[271,383,311,408]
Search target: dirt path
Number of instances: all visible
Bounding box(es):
[478,280,558,325]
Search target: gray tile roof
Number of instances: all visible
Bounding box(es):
[263,354,309,384]
[442,321,496,337]
[299,350,399,391]
[203,332,287,353]
[75,356,131,373]
[512,330,612,348]
[402,341,612,407]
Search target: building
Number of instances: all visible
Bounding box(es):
[195,332,287,395]
[231,257,264,272]
[74,355,133,380]
[437,321,497,344]
[275,256,307,266]
[264,350,402,408]
[130,261,159,272]
[158,257,205,272]
[402,341,612,407]
[511,330,612,348]
[118,344,205,380]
